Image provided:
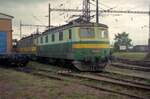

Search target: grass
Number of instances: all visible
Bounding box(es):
[63,92,98,99]
[113,52,148,60]
[0,68,67,99]
[0,67,126,99]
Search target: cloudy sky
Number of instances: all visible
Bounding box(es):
[0,0,149,45]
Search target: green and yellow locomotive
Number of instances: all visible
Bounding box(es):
[17,21,111,71]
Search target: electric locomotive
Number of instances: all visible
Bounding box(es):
[17,20,111,71]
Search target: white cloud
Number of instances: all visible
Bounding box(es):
[0,0,149,45]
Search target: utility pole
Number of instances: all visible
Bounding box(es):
[96,0,99,23]
[149,5,150,51]
[149,5,150,39]
[49,3,51,29]
[20,20,22,39]
[36,28,39,34]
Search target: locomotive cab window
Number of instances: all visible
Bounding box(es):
[79,27,95,38]
[101,31,105,38]
[69,29,72,40]
[101,30,108,39]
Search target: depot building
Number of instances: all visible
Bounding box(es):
[0,12,14,54]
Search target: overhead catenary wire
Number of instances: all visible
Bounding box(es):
[32,15,45,26]
[91,0,118,10]
[17,0,150,46]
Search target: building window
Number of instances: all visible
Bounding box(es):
[69,29,72,39]
[59,31,63,41]
[52,34,55,42]
[45,35,48,43]
[40,37,43,43]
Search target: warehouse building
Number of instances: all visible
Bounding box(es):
[0,12,14,54]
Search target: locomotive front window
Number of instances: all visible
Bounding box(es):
[80,28,95,38]
[101,30,108,38]
[101,31,105,38]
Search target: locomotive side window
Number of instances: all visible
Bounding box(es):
[69,29,72,39]
[52,34,55,42]
[37,38,38,44]
[40,37,43,44]
[80,28,95,38]
[59,31,63,41]
[45,35,48,43]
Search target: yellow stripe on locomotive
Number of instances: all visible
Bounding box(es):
[72,44,110,49]
[17,47,37,53]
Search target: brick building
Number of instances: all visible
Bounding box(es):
[0,13,14,54]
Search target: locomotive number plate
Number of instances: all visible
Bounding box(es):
[92,49,100,53]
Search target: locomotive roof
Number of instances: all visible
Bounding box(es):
[43,22,108,35]
[20,33,39,41]
[19,21,108,40]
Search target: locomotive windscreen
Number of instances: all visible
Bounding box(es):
[79,27,95,38]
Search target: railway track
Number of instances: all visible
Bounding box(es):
[114,57,150,68]
[12,65,150,99]
[16,68,148,99]
[59,72,150,91]
[111,62,150,72]
[103,71,150,85]
[95,73,150,88]
[55,73,150,99]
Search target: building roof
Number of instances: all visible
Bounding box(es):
[0,12,14,19]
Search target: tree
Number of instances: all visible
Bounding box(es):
[114,32,132,51]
